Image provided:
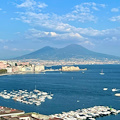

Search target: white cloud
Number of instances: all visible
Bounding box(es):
[100,4,106,8]
[14,1,120,49]
[15,1,105,28]
[11,17,21,20]
[111,37,118,41]
[38,2,48,8]
[69,33,83,38]
[50,32,57,37]
[25,28,84,43]
[111,8,119,12]
[16,0,47,12]
[25,29,57,38]
[110,16,120,22]
[61,2,106,23]
[0,8,2,11]
[92,6,99,11]
[17,0,36,9]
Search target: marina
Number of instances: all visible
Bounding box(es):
[0,89,53,106]
[49,106,120,120]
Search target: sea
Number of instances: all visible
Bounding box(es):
[0,65,120,120]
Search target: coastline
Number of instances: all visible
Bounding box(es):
[0,73,13,76]
[0,72,32,77]
[0,65,119,119]
[0,105,120,120]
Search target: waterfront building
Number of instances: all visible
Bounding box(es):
[35,65,44,72]
[12,66,19,73]
[0,62,10,69]
[0,106,24,117]
[17,62,30,66]
[6,67,12,73]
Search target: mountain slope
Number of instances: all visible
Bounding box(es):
[17,46,57,59]
[15,44,119,60]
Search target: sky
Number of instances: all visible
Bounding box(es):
[0,0,120,59]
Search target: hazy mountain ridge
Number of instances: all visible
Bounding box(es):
[15,44,120,60]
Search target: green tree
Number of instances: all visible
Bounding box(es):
[0,69,7,74]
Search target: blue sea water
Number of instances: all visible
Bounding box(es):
[0,65,120,120]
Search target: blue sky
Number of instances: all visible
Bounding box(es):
[0,0,120,59]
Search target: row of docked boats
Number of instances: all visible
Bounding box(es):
[0,89,53,106]
[49,106,120,120]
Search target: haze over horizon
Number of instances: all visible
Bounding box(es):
[0,0,120,59]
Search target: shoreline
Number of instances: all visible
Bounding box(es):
[0,105,120,120]
[23,106,120,120]
[1,64,120,77]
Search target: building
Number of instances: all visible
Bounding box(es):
[0,115,42,120]
[6,67,12,73]
[0,106,24,117]
[17,62,30,66]
[35,65,44,72]
[0,62,10,69]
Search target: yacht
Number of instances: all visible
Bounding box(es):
[112,88,117,92]
[103,88,108,91]
[100,69,104,75]
[115,93,120,96]
[47,95,52,99]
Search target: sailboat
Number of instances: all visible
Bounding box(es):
[100,69,104,75]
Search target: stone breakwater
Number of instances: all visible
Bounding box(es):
[49,106,120,120]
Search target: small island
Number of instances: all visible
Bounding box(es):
[60,66,87,71]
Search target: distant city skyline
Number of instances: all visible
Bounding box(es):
[0,0,120,59]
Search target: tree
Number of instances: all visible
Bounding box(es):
[0,69,7,74]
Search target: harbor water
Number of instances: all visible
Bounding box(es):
[0,65,120,120]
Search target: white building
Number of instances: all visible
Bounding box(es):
[35,65,44,72]
[6,67,12,73]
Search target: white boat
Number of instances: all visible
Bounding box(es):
[47,95,52,99]
[35,102,41,106]
[103,88,108,91]
[112,88,118,92]
[3,95,10,99]
[100,69,104,75]
[115,93,120,96]
[0,89,52,106]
